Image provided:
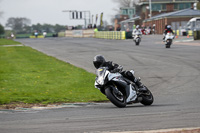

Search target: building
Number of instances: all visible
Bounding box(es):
[114,7,136,31]
[114,0,199,32]
[143,8,200,34]
[120,16,141,31]
[138,0,198,20]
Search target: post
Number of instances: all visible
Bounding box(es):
[149,0,152,18]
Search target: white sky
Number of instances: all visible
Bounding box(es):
[0,0,119,26]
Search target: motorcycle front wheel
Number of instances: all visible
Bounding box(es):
[105,86,126,108]
[135,38,140,45]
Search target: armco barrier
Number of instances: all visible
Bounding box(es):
[94,31,126,40]
[193,31,200,40]
[188,30,193,36]
[175,30,193,36]
[30,35,44,38]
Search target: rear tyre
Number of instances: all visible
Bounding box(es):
[166,40,171,48]
[166,45,170,48]
[105,86,126,108]
[140,86,154,106]
[166,44,171,48]
[135,41,140,45]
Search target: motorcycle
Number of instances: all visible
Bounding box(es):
[132,32,142,46]
[94,67,154,108]
[164,32,174,48]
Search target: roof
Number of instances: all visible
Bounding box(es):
[143,8,200,22]
[189,17,200,21]
[139,0,197,5]
[120,16,141,24]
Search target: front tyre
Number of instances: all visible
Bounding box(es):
[140,86,154,106]
[135,38,140,46]
[105,86,126,108]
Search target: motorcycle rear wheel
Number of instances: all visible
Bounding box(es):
[140,87,154,106]
[135,42,140,45]
[166,40,171,48]
[105,86,126,108]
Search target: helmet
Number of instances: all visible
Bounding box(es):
[167,25,171,29]
[136,25,139,29]
[93,55,105,69]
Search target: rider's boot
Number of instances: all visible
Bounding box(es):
[163,37,165,42]
[126,71,147,92]
[135,80,147,92]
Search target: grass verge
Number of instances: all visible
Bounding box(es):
[0,40,107,108]
[0,39,21,45]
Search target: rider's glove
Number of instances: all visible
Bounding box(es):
[111,65,123,73]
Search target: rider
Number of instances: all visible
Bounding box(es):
[163,25,174,41]
[93,55,146,92]
[132,25,142,38]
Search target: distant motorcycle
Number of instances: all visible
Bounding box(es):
[132,32,142,46]
[164,32,174,48]
[94,67,154,108]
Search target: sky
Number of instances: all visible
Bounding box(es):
[0,0,119,27]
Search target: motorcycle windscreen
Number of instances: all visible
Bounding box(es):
[96,67,108,85]
[96,67,107,76]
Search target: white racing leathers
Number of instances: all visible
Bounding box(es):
[164,32,175,48]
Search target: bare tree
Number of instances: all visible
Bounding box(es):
[0,11,3,18]
[112,0,139,7]
[111,0,140,24]
[112,0,140,15]
[0,0,3,19]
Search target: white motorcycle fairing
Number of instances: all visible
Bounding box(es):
[164,33,174,42]
[95,67,137,103]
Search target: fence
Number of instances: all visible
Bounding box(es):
[65,30,94,38]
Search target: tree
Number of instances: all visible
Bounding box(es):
[6,17,31,33]
[54,24,66,33]
[0,24,4,35]
[197,2,200,10]
[32,23,43,33]
[42,23,54,33]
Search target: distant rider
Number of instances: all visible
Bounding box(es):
[163,25,174,41]
[132,25,142,38]
[93,55,146,92]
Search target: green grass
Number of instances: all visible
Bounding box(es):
[0,42,107,105]
[0,39,21,46]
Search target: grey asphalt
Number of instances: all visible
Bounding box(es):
[0,35,200,133]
